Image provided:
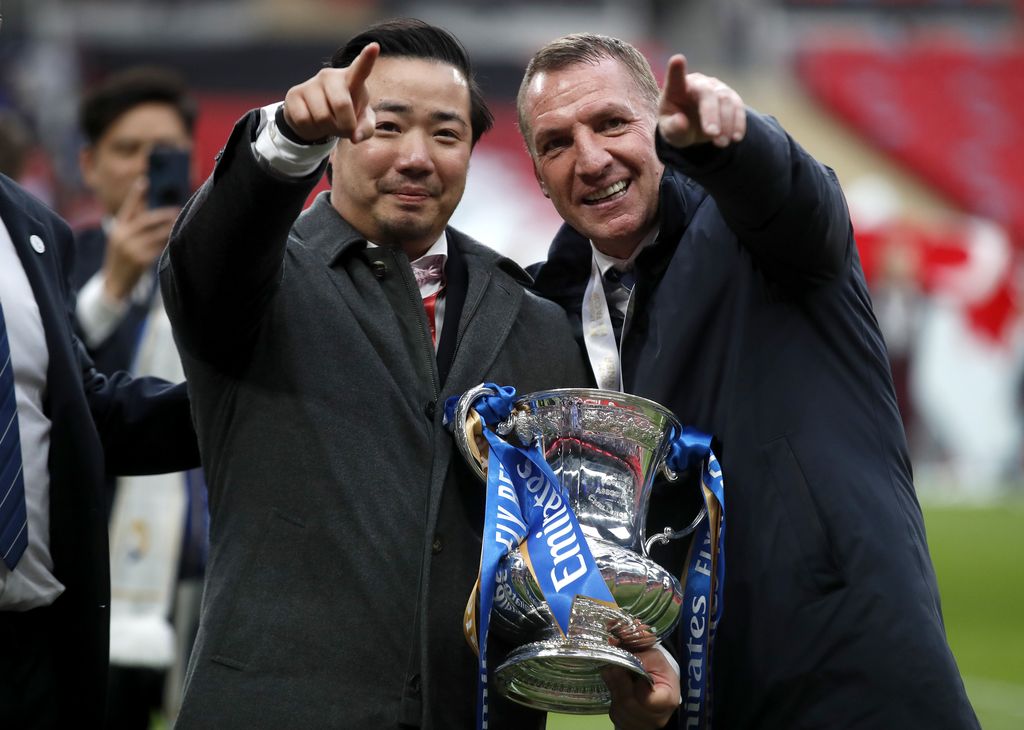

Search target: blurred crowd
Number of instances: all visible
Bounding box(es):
[849,176,1024,496]
[3,5,1022,502]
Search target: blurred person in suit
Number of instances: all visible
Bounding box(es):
[520,34,979,729]
[0,171,199,729]
[160,18,679,730]
[70,66,207,728]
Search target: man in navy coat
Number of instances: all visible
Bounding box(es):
[0,174,198,729]
[520,34,979,729]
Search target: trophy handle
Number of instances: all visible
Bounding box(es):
[452,383,501,481]
[642,461,707,556]
[643,507,707,556]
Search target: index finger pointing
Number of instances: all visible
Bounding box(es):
[346,42,380,94]
[662,54,689,106]
[116,177,148,222]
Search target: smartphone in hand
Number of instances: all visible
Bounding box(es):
[147,146,191,209]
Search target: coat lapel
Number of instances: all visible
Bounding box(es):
[0,180,79,406]
[292,194,424,399]
[441,231,525,398]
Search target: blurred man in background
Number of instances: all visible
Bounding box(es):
[522,33,979,729]
[73,67,194,377]
[71,67,205,728]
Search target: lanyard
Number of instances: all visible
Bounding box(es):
[581,253,626,391]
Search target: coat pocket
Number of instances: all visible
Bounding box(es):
[762,436,844,594]
[210,507,307,670]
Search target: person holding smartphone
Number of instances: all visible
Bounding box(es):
[73,67,195,374]
[70,66,205,730]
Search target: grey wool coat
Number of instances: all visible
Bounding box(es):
[160,111,589,729]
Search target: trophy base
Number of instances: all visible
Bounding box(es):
[494,639,651,715]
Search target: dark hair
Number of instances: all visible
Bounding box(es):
[329,18,493,147]
[79,67,197,144]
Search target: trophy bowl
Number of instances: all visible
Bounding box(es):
[454,387,705,714]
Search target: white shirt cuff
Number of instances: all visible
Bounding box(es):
[251,102,336,178]
[76,273,129,347]
[653,643,683,705]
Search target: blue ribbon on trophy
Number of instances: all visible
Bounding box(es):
[446,386,726,728]
[444,384,615,730]
[665,427,726,730]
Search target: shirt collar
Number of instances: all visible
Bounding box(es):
[411,231,448,268]
[366,231,449,268]
[590,225,659,277]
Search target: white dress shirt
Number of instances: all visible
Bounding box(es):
[0,216,65,610]
[75,218,157,349]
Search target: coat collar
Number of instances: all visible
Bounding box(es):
[287,188,534,394]
[0,175,88,419]
[0,175,65,315]
[0,176,52,260]
[291,189,534,287]
[530,167,705,308]
[290,191,369,265]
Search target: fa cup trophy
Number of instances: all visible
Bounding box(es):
[452,385,709,714]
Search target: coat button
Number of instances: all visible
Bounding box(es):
[424,400,436,419]
[370,261,388,279]
[432,536,443,554]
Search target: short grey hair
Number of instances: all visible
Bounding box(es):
[517,33,660,155]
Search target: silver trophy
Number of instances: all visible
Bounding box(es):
[453,386,706,714]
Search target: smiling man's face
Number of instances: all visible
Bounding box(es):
[522,56,664,258]
[329,56,473,258]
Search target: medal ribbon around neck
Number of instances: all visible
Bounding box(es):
[581,254,624,391]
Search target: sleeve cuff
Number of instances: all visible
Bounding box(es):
[76,273,129,347]
[653,643,683,705]
[251,101,337,178]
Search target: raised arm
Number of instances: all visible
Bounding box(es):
[656,55,852,288]
[160,43,380,365]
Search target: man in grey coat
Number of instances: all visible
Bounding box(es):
[160,19,678,730]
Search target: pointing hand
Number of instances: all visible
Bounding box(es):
[282,42,380,144]
[658,54,746,150]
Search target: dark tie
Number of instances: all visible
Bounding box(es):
[603,267,635,346]
[0,299,28,570]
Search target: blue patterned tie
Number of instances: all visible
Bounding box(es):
[0,299,28,570]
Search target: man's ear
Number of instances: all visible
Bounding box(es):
[326,143,341,187]
[533,163,549,199]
